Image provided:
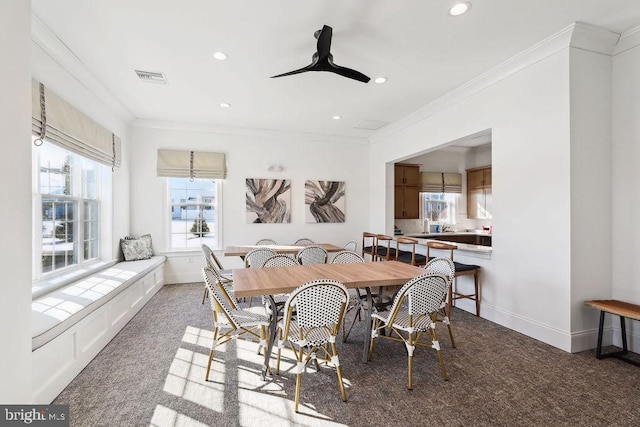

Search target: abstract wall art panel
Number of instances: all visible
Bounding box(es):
[305,180,345,223]
[246,178,291,223]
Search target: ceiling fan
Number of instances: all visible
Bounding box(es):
[271,25,370,83]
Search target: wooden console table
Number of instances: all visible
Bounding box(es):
[584,299,640,366]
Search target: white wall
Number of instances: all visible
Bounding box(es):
[612,29,640,347]
[370,36,575,350]
[0,0,33,403]
[130,124,370,282]
[569,47,613,350]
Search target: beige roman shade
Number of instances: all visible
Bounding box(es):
[421,172,462,194]
[157,149,227,179]
[31,79,122,169]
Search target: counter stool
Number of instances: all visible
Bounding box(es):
[426,241,481,317]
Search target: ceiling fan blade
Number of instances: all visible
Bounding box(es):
[316,25,332,60]
[270,63,314,79]
[329,63,371,83]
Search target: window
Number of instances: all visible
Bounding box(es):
[168,178,220,250]
[422,192,458,223]
[33,141,110,280]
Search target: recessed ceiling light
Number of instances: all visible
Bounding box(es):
[448,1,471,16]
[332,115,341,120]
[213,51,228,60]
[220,102,231,108]
[374,77,387,84]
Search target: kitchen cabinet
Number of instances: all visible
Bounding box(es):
[395,164,420,219]
[467,166,492,219]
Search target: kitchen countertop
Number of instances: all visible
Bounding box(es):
[401,231,493,255]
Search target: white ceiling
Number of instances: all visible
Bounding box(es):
[31,0,640,141]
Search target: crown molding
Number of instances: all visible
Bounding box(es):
[31,12,135,123]
[132,119,370,145]
[370,22,619,145]
[570,22,619,55]
[613,25,640,55]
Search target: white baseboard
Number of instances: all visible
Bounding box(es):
[478,302,573,352]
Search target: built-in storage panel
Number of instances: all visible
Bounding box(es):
[395,164,421,219]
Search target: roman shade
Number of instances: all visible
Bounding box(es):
[31,79,122,169]
[156,149,227,179]
[421,172,462,194]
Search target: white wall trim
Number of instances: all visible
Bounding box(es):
[613,25,640,55]
[370,22,619,145]
[480,302,572,352]
[571,325,640,355]
[31,12,135,123]
[132,119,369,145]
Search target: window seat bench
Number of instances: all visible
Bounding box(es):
[31,255,166,403]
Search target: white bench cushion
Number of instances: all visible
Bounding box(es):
[32,256,165,350]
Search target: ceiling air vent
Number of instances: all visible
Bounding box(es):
[353,119,389,130]
[134,70,168,84]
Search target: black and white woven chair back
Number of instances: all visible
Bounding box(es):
[255,238,277,245]
[245,248,277,268]
[423,257,455,283]
[389,273,448,320]
[202,267,239,326]
[285,280,349,329]
[343,240,357,251]
[294,238,315,245]
[331,250,364,264]
[262,254,299,268]
[296,245,328,265]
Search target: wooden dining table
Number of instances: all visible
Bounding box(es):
[231,261,428,378]
[224,243,344,257]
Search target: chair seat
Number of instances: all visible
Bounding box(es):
[372,310,435,332]
[277,320,334,347]
[396,251,427,265]
[453,261,480,272]
[226,306,270,326]
[376,247,397,258]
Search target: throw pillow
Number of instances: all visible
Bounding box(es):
[120,234,153,261]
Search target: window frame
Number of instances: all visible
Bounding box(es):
[32,140,111,284]
[421,192,459,224]
[166,178,222,251]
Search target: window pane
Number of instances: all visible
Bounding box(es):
[42,197,78,273]
[39,144,74,195]
[169,178,218,249]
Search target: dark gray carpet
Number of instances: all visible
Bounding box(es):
[54,283,640,427]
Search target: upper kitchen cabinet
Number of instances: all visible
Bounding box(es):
[467,166,492,219]
[395,163,420,219]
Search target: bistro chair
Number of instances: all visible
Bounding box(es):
[423,257,457,347]
[276,279,350,413]
[261,254,299,309]
[245,248,278,306]
[296,245,328,265]
[331,250,367,341]
[202,267,270,381]
[245,248,278,269]
[362,232,377,261]
[426,241,481,316]
[294,238,315,245]
[255,238,278,245]
[343,240,357,252]
[369,272,450,389]
[201,244,234,304]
